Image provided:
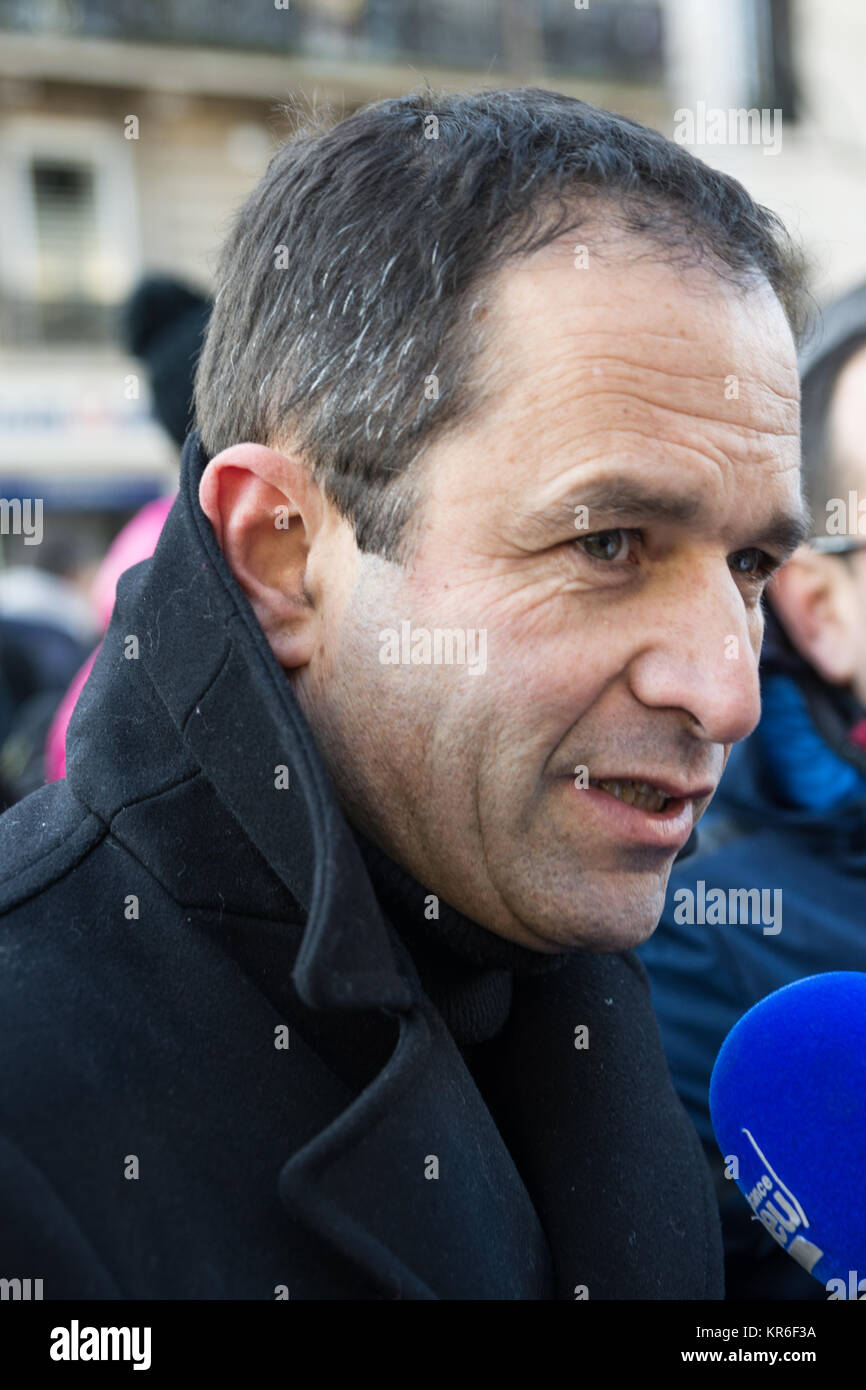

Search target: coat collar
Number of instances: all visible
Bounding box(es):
[66,428,413,1016]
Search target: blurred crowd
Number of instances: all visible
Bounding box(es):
[0,277,209,809]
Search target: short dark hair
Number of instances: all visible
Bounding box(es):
[194,85,810,561]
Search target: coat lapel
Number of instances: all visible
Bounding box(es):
[277,980,554,1299]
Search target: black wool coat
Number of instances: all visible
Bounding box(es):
[0,430,724,1300]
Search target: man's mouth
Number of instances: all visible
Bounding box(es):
[564,773,713,850]
[589,778,671,813]
[566,774,715,850]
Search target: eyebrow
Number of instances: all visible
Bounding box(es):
[533,478,812,560]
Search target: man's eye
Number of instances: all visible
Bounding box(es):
[577,528,637,563]
[729,548,776,580]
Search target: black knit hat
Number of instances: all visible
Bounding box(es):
[123,276,211,448]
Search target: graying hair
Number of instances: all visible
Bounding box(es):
[194,85,810,562]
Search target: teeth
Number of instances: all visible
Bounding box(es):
[594,778,669,813]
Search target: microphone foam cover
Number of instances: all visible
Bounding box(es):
[709,971,866,1287]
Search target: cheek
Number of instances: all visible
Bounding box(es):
[402,560,623,731]
[471,609,616,753]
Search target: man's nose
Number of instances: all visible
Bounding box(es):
[626,565,763,746]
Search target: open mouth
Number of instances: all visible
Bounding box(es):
[588,778,673,813]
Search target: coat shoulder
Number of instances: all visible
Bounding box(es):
[0,780,106,916]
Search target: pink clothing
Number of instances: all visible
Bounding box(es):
[44,651,98,783]
[45,494,175,782]
[91,494,176,630]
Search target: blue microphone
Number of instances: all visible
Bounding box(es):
[709,971,866,1297]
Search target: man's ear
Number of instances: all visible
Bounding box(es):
[768,548,858,686]
[199,443,323,669]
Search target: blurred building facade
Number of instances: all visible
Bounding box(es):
[0,0,863,563]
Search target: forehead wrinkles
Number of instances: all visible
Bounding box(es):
[475,315,800,497]
[521,343,797,443]
[481,249,800,422]
[482,361,799,507]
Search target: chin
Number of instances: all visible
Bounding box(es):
[497,852,670,953]
[548,883,666,953]
[574,918,659,954]
[524,904,659,955]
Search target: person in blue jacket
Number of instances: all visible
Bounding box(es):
[639,280,866,1301]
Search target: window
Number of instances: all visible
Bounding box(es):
[0,119,139,346]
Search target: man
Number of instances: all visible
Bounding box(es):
[0,88,809,1299]
[639,281,866,1300]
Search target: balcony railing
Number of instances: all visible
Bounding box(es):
[0,0,664,81]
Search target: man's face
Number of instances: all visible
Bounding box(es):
[291,234,805,952]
